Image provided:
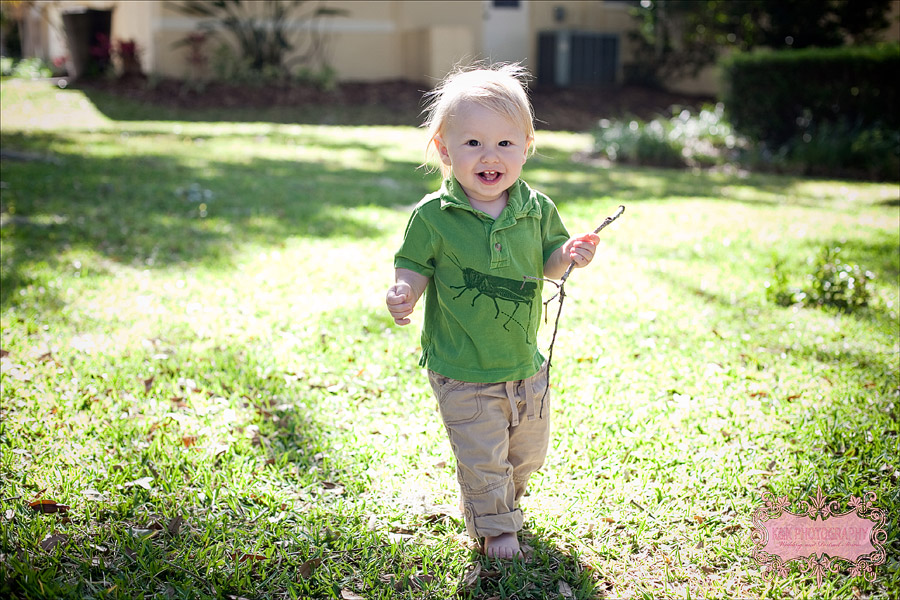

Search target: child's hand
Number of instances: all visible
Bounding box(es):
[386,282,416,326]
[564,233,601,268]
[387,269,429,325]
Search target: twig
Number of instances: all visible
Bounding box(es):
[527,205,625,416]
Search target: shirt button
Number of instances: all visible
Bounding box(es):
[494,243,502,252]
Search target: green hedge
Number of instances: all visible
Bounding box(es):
[720,44,899,147]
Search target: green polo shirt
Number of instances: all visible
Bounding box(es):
[394,177,570,383]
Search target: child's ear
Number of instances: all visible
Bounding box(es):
[433,135,452,166]
[523,136,534,162]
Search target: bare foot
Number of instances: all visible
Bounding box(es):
[484,532,523,559]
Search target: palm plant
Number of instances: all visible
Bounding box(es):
[170,0,346,76]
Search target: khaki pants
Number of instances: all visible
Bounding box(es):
[428,362,550,539]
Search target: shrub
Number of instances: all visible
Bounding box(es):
[766,246,876,312]
[785,121,900,180]
[593,103,898,181]
[595,118,685,168]
[171,0,346,80]
[734,120,900,181]
[720,44,900,147]
[592,104,744,169]
[1,57,52,79]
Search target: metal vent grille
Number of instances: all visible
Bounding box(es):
[538,31,619,87]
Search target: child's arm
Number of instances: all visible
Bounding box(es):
[386,268,430,326]
[543,233,601,280]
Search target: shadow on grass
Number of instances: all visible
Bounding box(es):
[446,527,610,599]
[0,340,365,599]
[0,129,434,308]
[74,82,425,127]
[533,149,900,209]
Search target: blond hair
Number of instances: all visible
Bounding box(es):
[421,62,536,176]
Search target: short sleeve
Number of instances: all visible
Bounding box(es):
[394,208,437,278]
[540,198,570,266]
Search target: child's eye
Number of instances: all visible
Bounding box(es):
[499,141,511,147]
[466,140,480,147]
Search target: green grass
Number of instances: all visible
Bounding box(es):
[1,78,898,599]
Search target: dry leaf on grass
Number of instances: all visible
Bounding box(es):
[236,553,267,562]
[460,562,481,587]
[29,499,69,514]
[167,514,185,536]
[123,477,154,490]
[297,557,321,579]
[40,533,69,552]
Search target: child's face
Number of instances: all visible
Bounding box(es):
[434,100,531,206]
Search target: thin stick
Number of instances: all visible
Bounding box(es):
[528,205,625,415]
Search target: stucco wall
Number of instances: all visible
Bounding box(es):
[29,0,900,94]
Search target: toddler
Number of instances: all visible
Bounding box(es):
[385,63,600,559]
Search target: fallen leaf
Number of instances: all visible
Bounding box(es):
[143,377,154,393]
[341,590,364,600]
[460,562,481,587]
[82,488,107,502]
[28,499,70,514]
[129,527,158,538]
[558,580,574,598]
[693,515,705,524]
[167,514,185,536]
[520,543,535,560]
[182,435,198,447]
[297,558,321,579]
[212,444,229,457]
[322,481,344,495]
[0,349,8,358]
[124,477,154,490]
[601,516,615,523]
[147,519,165,531]
[40,533,69,552]
[237,553,267,562]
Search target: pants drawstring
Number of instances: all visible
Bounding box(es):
[505,381,519,427]
[506,377,539,427]
[525,377,536,421]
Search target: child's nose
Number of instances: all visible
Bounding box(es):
[482,148,500,163]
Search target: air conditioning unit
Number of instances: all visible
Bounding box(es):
[538,31,619,88]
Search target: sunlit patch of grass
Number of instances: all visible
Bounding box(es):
[2,80,898,599]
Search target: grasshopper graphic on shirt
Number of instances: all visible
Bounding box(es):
[445,253,537,338]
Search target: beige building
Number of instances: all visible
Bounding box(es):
[8,0,900,95]
[8,1,665,87]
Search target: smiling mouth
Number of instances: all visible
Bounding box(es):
[479,170,502,183]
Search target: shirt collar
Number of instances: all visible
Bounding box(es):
[439,177,542,220]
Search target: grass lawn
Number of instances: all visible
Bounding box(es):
[1,78,898,599]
